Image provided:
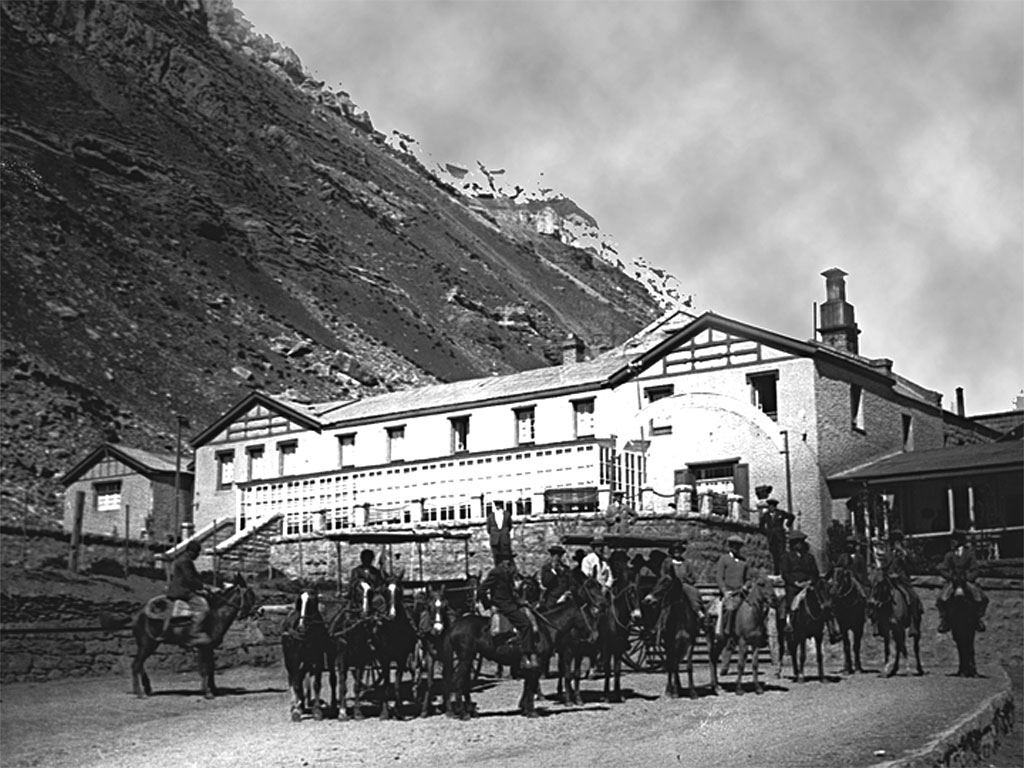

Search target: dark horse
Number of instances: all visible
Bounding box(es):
[282,590,336,721]
[412,586,453,717]
[786,579,831,683]
[596,561,642,703]
[645,575,718,699]
[119,575,258,699]
[376,577,418,719]
[712,578,773,695]
[871,575,923,678]
[329,579,383,720]
[442,588,598,718]
[947,579,980,677]
[828,565,867,675]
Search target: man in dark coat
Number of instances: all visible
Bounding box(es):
[481,550,537,668]
[645,539,707,622]
[937,530,988,632]
[874,531,923,636]
[350,549,385,590]
[829,534,869,600]
[540,544,573,609]
[760,499,795,575]
[486,501,513,563]
[780,530,819,632]
[167,540,211,645]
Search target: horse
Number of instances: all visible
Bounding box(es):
[119,575,258,699]
[596,560,642,703]
[712,578,773,695]
[281,590,336,721]
[645,574,717,699]
[946,579,980,677]
[412,586,453,717]
[786,579,832,683]
[828,565,867,675]
[375,577,418,720]
[870,575,923,678]
[557,577,606,706]
[442,588,598,719]
[329,579,384,720]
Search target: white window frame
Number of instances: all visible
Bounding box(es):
[247,445,265,481]
[450,416,470,454]
[573,398,595,438]
[95,481,122,512]
[216,450,235,490]
[337,433,355,468]
[514,406,536,446]
[387,425,406,463]
[277,440,298,476]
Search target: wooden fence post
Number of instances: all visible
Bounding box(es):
[68,492,85,572]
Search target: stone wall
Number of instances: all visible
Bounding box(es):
[0,614,281,684]
[268,514,773,585]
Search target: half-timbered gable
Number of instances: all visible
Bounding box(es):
[186,271,1000,558]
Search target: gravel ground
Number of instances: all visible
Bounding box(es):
[0,654,1013,768]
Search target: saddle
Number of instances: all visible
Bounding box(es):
[143,596,194,623]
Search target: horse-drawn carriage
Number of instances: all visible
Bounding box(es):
[282,528,477,721]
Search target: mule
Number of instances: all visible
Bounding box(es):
[330,579,384,720]
[712,579,773,695]
[281,590,336,721]
[871,576,923,678]
[375,578,418,720]
[645,575,717,699]
[785,579,831,683]
[947,580,979,677]
[442,593,597,719]
[596,562,642,703]
[828,565,867,675]
[412,586,453,717]
[119,575,258,699]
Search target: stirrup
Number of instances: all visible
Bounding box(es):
[976,619,986,632]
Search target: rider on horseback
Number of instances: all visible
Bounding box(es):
[480,548,538,669]
[646,538,708,624]
[715,535,752,637]
[540,544,573,610]
[936,530,988,633]
[581,535,614,593]
[874,531,923,637]
[350,548,386,592]
[781,530,839,642]
[167,540,212,646]
[831,534,870,600]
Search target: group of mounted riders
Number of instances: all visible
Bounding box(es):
[157,497,991,715]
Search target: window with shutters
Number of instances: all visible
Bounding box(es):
[514,406,535,446]
[95,481,122,512]
[216,451,235,490]
[572,398,595,438]
[450,416,470,454]
[747,371,779,421]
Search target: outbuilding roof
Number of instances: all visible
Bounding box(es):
[62,443,190,485]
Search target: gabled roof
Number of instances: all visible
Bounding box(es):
[190,391,326,448]
[195,309,951,436]
[829,442,1023,484]
[62,443,190,486]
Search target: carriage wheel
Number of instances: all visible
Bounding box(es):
[624,623,662,672]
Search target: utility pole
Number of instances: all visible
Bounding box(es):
[173,414,188,545]
[780,429,794,520]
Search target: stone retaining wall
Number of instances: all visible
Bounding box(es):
[0,613,282,684]
[0,525,163,571]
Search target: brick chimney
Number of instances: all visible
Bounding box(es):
[817,268,860,354]
[561,333,585,364]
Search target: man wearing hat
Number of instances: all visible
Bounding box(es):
[604,491,638,534]
[167,540,212,645]
[714,535,752,637]
[350,548,386,592]
[780,530,819,632]
[829,534,869,601]
[760,499,795,575]
[875,531,923,636]
[581,534,614,592]
[486,500,513,563]
[936,530,988,633]
[540,544,573,609]
[480,548,538,668]
[646,538,707,622]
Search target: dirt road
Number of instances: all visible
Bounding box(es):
[0,655,1012,768]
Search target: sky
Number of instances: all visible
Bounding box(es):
[237,0,1023,416]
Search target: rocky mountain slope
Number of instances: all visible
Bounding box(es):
[0,0,672,528]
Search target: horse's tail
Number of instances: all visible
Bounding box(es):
[99,611,132,632]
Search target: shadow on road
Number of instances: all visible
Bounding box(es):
[145,685,285,697]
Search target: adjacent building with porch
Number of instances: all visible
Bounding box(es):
[184,269,1004,570]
